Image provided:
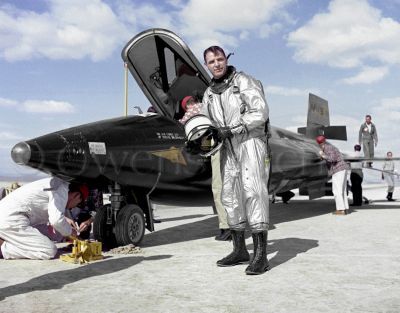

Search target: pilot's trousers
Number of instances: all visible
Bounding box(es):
[211,151,228,229]
[362,139,374,159]
[332,170,349,211]
[221,137,269,232]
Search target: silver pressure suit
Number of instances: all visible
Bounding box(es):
[201,69,270,232]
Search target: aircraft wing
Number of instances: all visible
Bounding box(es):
[344,157,400,162]
[343,156,400,176]
[360,167,400,177]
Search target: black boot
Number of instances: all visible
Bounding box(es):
[282,191,295,204]
[388,192,395,201]
[216,230,250,267]
[245,231,270,275]
[215,229,232,241]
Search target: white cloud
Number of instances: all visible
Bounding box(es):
[166,0,185,8]
[259,23,283,38]
[180,0,294,55]
[266,85,313,96]
[290,114,307,125]
[22,100,75,113]
[0,0,129,61]
[239,31,250,40]
[287,0,400,83]
[0,0,295,62]
[341,66,389,85]
[181,0,293,33]
[0,97,76,114]
[330,115,360,127]
[379,97,400,109]
[0,97,17,107]
[0,130,24,151]
[186,32,240,59]
[284,126,299,133]
[115,2,175,31]
[0,131,23,141]
[372,97,400,123]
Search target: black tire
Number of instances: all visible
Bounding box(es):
[93,204,117,248]
[115,205,145,246]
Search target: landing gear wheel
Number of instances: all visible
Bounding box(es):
[93,204,117,248]
[115,205,145,246]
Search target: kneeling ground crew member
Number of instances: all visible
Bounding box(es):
[0,177,88,259]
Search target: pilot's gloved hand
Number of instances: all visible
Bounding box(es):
[217,126,233,141]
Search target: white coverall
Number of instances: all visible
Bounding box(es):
[0,177,72,259]
[201,70,270,231]
[332,170,349,211]
[383,160,395,193]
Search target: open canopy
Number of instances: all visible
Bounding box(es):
[122,28,211,119]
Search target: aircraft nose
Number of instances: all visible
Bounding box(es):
[11,141,31,165]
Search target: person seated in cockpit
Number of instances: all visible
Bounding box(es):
[147,106,157,113]
[178,94,202,125]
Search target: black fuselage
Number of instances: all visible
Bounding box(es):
[11,113,328,205]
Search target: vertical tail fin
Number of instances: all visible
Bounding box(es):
[307,93,330,128]
[298,93,347,140]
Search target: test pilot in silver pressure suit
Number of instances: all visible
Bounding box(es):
[201,46,270,275]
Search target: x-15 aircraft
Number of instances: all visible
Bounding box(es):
[12,28,378,247]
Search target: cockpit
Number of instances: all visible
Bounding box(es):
[122,29,210,122]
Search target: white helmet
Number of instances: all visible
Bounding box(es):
[184,114,222,157]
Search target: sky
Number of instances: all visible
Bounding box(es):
[0,0,399,181]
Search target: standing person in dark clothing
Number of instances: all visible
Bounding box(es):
[350,144,363,206]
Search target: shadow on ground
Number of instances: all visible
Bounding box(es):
[144,198,396,249]
[270,198,398,219]
[270,199,334,225]
[355,201,399,208]
[145,216,218,247]
[0,255,171,301]
[160,214,212,222]
[144,200,333,248]
[245,237,319,269]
